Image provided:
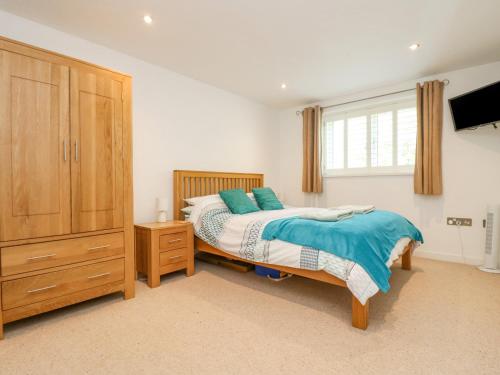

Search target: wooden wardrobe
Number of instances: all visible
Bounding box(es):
[0,36,134,339]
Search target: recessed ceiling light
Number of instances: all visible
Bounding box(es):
[409,43,420,51]
[281,83,287,89]
[144,15,153,24]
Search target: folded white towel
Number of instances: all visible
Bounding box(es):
[300,208,354,222]
[331,205,375,214]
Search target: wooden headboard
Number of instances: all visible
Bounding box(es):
[173,170,264,220]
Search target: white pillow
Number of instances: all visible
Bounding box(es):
[184,194,221,206]
[184,193,254,206]
[180,206,193,214]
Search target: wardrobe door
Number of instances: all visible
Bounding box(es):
[70,68,124,233]
[0,51,71,241]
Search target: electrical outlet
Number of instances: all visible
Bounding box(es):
[447,217,472,226]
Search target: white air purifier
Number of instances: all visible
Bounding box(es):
[479,204,500,273]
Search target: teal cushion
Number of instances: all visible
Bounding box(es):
[219,189,260,214]
[252,187,284,210]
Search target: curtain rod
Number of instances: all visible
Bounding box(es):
[296,79,450,116]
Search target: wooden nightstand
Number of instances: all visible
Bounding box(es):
[135,221,195,288]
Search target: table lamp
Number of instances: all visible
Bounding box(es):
[156,197,168,222]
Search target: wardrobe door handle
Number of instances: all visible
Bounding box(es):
[27,285,57,294]
[63,139,67,161]
[87,272,111,280]
[74,140,79,161]
[27,254,57,261]
[87,245,111,252]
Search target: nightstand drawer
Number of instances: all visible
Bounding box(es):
[2,259,124,310]
[1,233,124,277]
[160,248,187,266]
[159,231,187,251]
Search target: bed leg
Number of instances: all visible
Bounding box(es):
[352,296,369,330]
[402,247,412,270]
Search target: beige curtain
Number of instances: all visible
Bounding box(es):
[302,105,323,193]
[414,80,444,195]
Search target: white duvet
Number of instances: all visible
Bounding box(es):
[188,196,414,305]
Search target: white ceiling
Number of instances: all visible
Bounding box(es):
[1,0,499,107]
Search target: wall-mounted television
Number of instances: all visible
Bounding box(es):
[449,81,500,131]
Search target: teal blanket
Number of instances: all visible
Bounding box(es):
[261,210,423,292]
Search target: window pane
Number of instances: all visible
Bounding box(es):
[324,121,334,170]
[347,116,367,168]
[397,107,417,166]
[371,111,393,167]
[332,120,344,168]
[324,120,344,169]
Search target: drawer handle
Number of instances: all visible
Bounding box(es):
[168,239,182,244]
[88,245,111,251]
[87,272,111,280]
[169,255,183,261]
[27,285,57,293]
[27,254,57,261]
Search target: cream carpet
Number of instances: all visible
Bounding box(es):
[1,257,499,375]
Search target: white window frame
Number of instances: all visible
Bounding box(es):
[322,96,417,177]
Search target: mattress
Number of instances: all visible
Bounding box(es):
[188,197,413,304]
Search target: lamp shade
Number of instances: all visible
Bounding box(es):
[156,197,168,211]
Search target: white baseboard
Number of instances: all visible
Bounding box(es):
[414,248,482,266]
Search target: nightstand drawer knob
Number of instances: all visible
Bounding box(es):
[169,255,183,260]
[168,239,182,244]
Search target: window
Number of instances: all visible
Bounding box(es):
[323,98,417,176]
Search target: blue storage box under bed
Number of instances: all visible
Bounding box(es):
[255,265,282,279]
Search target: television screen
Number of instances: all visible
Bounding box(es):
[449,81,500,131]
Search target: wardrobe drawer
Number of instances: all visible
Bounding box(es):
[159,231,187,251]
[2,259,124,310]
[1,233,124,276]
[159,247,187,267]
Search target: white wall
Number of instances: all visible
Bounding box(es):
[278,61,500,264]
[0,10,279,223]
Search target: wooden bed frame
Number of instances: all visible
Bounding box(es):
[173,170,413,330]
